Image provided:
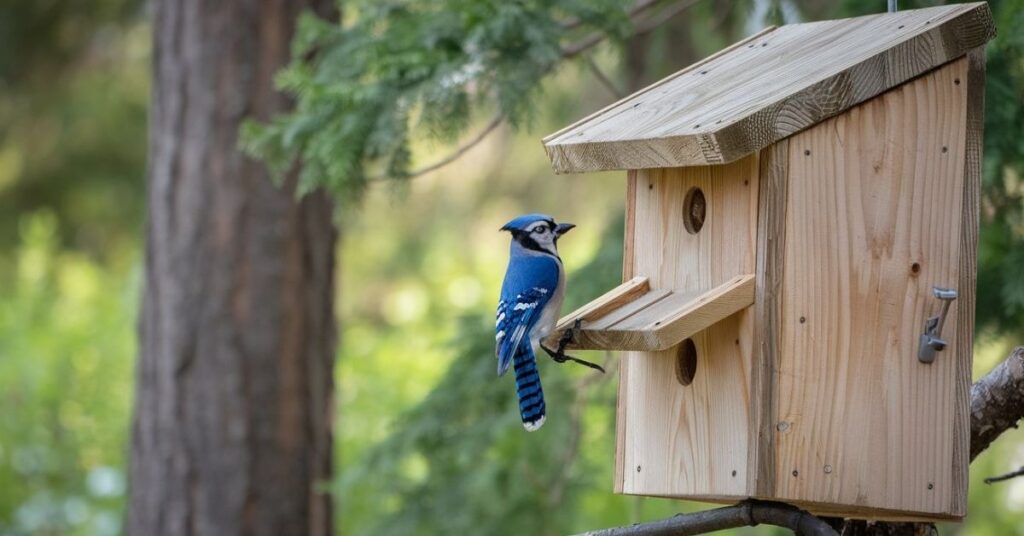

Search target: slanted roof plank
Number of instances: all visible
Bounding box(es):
[543,3,995,173]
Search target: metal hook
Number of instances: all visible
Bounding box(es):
[918,287,957,364]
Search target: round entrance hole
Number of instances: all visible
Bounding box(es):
[683,187,706,234]
[675,338,698,386]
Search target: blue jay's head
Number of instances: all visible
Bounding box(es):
[500,213,575,257]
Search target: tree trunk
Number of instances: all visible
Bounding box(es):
[128,1,338,534]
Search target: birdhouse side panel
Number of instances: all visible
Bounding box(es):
[771,57,971,519]
[616,157,759,499]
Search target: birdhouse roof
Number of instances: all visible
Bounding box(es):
[543,3,995,174]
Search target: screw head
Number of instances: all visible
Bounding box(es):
[777,421,790,432]
[824,465,833,474]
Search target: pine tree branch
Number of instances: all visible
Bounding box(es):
[577,500,838,536]
[366,0,708,182]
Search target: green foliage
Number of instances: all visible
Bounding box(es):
[0,212,137,536]
[977,0,1024,335]
[338,219,685,535]
[240,0,634,198]
[0,3,145,531]
[0,0,148,257]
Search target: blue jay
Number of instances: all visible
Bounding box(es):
[496,214,604,431]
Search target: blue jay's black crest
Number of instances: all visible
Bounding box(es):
[496,213,574,431]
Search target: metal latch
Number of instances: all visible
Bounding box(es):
[918,287,958,364]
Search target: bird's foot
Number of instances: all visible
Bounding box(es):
[541,319,605,373]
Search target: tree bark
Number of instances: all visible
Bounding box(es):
[128,1,338,535]
[970,346,1024,460]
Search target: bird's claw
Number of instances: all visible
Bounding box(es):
[542,319,605,374]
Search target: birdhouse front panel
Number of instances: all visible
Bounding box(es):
[768,56,973,520]
[615,156,759,499]
[542,2,993,524]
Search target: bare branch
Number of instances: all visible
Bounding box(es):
[970,346,1024,460]
[633,0,712,35]
[562,0,708,58]
[369,114,503,182]
[986,466,1024,485]
[584,56,625,98]
[561,0,666,31]
[577,500,837,536]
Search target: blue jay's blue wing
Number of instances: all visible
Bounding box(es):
[495,255,559,377]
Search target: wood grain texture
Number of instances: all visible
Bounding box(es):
[543,3,994,174]
[618,155,759,498]
[950,45,985,517]
[772,58,969,519]
[615,170,639,494]
[749,139,789,498]
[561,275,754,351]
[544,25,778,147]
[549,276,650,346]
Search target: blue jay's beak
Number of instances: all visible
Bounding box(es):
[554,223,575,236]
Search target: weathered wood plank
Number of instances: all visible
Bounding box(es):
[644,275,753,340]
[543,3,995,173]
[543,25,779,152]
[550,276,650,340]
[565,276,754,351]
[583,289,671,332]
[949,45,985,517]
[615,169,639,494]
[749,139,789,498]
[772,58,969,519]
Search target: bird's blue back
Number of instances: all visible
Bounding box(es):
[496,250,560,431]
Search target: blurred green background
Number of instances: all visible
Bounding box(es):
[1,0,1023,535]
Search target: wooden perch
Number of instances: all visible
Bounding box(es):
[550,274,755,351]
[970,346,1024,460]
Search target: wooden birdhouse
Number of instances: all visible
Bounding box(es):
[543,4,995,522]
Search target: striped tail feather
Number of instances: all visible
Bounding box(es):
[512,345,546,431]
